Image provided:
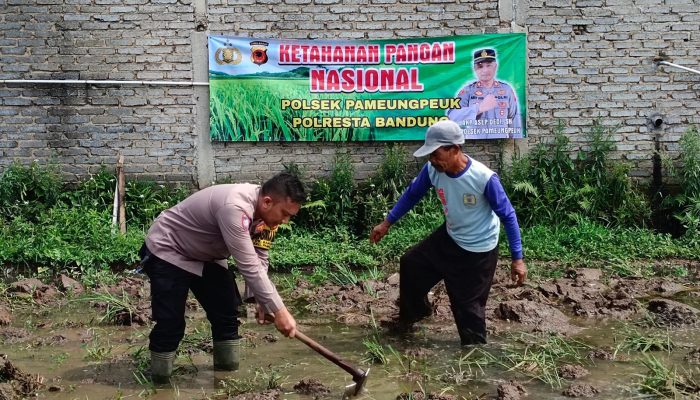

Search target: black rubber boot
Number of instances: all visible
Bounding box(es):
[150,350,176,384]
[213,339,240,371]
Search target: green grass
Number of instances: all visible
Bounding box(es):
[76,290,136,325]
[614,328,674,355]
[493,333,593,388]
[438,347,498,384]
[362,336,389,365]
[637,355,700,398]
[518,220,700,263]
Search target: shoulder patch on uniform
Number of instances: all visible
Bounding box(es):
[251,223,278,250]
[241,214,251,230]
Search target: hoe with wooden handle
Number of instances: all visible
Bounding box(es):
[265,315,369,398]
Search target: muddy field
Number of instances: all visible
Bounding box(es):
[1,259,700,399]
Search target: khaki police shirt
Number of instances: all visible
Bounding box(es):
[144,184,284,314]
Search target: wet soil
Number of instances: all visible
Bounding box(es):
[562,383,600,397]
[397,391,456,400]
[230,389,282,400]
[293,378,331,396]
[496,380,527,400]
[686,348,700,364]
[0,355,44,399]
[557,364,589,380]
[1,259,699,399]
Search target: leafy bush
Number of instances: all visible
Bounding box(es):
[270,227,378,270]
[662,126,700,240]
[271,206,443,271]
[522,218,699,262]
[354,144,419,233]
[123,180,190,229]
[0,161,62,222]
[0,207,143,273]
[295,144,423,235]
[294,153,356,229]
[501,120,650,227]
[59,166,189,230]
[0,163,188,274]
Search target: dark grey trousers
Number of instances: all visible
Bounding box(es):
[140,244,242,353]
[399,223,499,345]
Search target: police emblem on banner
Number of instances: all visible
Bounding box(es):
[215,44,242,65]
[250,41,269,65]
[463,193,477,206]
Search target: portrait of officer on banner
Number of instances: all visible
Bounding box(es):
[446,48,523,139]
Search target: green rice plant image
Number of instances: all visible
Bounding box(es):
[209,78,372,141]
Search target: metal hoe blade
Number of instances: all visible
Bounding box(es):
[341,368,369,399]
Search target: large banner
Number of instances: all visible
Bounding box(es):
[208,33,526,141]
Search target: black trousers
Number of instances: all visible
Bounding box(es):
[399,223,499,345]
[140,244,242,353]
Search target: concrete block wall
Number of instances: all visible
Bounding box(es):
[0,0,199,183]
[1,0,698,186]
[527,0,700,177]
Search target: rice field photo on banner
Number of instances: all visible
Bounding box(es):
[208,33,527,141]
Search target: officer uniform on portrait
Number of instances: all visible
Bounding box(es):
[446,48,522,139]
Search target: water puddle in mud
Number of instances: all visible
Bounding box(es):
[2,272,699,399]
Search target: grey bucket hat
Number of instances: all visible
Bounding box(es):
[413,120,465,157]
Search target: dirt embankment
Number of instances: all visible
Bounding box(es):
[0,355,43,400]
[289,262,699,338]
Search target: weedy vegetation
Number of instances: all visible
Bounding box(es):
[614,328,675,355]
[362,336,389,365]
[637,355,700,398]
[474,333,594,388]
[77,290,136,325]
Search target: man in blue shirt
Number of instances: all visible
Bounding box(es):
[370,120,527,345]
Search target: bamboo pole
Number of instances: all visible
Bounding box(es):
[111,178,119,232]
[117,156,126,234]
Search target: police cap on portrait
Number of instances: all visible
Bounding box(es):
[473,48,496,64]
